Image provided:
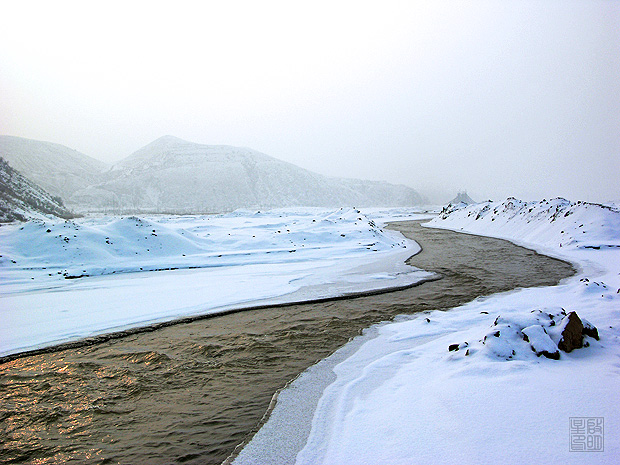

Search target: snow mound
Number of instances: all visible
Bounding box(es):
[448,308,600,362]
[432,197,620,250]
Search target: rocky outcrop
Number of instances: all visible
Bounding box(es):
[557,311,584,352]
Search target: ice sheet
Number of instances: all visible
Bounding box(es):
[0,207,431,357]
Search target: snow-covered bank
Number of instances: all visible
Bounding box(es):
[236,198,620,464]
[0,208,431,358]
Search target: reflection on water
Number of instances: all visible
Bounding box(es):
[0,222,574,464]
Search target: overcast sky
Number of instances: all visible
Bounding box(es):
[1,0,618,203]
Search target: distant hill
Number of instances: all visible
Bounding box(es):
[0,157,74,222]
[72,136,426,213]
[1,135,426,213]
[449,191,476,205]
[0,135,108,202]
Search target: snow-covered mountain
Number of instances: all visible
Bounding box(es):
[0,135,108,202]
[0,157,74,222]
[1,135,426,213]
[72,136,426,213]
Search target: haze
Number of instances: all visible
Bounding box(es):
[1,0,618,203]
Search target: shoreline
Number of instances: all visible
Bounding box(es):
[227,220,576,464]
[0,265,439,365]
[1,220,575,464]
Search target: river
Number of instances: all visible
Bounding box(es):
[0,221,574,464]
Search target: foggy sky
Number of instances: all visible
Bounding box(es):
[1,0,618,203]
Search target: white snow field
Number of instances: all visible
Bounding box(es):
[0,208,432,357]
[234,198,620,465]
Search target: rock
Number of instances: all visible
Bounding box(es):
[522,325,560,360]
[557,312,584,352]
[582,318,600,341]
[448,342,468,352]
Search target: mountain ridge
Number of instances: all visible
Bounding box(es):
[0,157,75,222]
[1,135,427,213]
[0,135,108,202]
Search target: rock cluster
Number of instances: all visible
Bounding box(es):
[448,309,599,361]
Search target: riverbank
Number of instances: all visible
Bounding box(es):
[0,219,573,464]
[234,199,619,465]
[0,208,429,358]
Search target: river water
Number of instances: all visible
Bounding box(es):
[0,221,574,464]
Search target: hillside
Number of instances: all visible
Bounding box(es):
[0,135,108,202]
[0,157,74,222]
[72,136,425,213]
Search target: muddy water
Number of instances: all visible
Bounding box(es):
[0,221,574,464]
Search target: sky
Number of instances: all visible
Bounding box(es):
[1,0,618,203]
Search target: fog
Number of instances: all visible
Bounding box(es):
[1,0,618,203]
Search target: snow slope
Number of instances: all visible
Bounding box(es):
[71,136,426,213]
[0,157,74,222]
[235,198,620,465]
[0,208,432,357]
[0,135,108,203]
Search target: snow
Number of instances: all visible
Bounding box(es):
[0,207,431,357]
[234,198,620,465]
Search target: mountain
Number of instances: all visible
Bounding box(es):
[0,157,74,222]
[71,136,426,213]
[0,135,108,203]
[449,191,476,205]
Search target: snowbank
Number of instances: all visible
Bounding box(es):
[0,208,431,357]
[236,198,620,464]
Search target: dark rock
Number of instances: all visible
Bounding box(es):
[540,350,560,360]
[582,318,600,341]
[448,344,460,352]
[558,312,584,352]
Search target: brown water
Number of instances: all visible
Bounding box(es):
[0,221,574,464]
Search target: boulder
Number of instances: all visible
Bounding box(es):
[557,312,584,352]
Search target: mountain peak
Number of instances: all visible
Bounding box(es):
[449,191,476,205]
[147,135,190,146]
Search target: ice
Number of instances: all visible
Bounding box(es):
[0,207,432,357]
